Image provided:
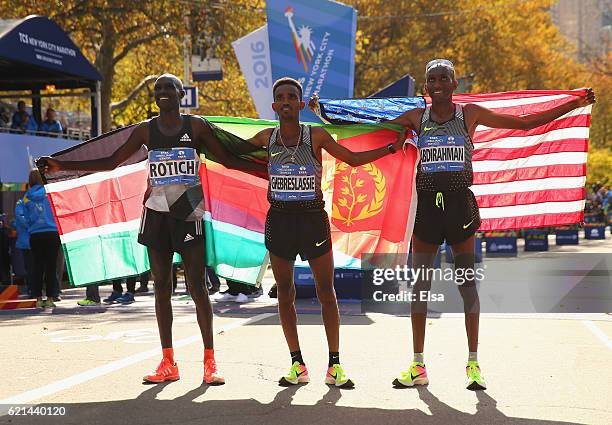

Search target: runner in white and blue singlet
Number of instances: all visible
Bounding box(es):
[388,59,595,390]
[249,77,406,388]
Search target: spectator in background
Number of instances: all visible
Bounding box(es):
[14,197,32,296]
[0,107,10,128]
[603,186,611,211]
[60,115,69,135]
[104,275,140,304]
[11,101,29,131]
[39,108,62,137]
[16,112,39,135]
[24,169,61,308]
[0,211,9,284]
[213,278,261,303]
[77,284,101,306]
[135,271,150,293]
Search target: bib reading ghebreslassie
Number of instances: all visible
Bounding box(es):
[269,164,317,201]
[266,125,324,210]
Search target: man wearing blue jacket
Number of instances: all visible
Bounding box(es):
[14,198,32,296]
[23,169,61,308]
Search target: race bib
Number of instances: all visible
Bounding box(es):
[269,164,316,201]
[419,135,465,173]
[148,147,199,187]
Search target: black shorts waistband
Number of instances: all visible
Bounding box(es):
[418,188,472,194]
[269,207,325,214]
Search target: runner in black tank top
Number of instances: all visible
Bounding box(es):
[387,59,595,390]
[40,73,267,386]
[249,77,405,388]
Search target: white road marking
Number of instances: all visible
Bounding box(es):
[94,320,117,327]
[44,330,70,336]
[0,313,275,413]
[583,320,612,351]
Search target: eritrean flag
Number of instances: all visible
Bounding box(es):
[43,117,418,287]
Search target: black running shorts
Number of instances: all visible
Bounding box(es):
[413,189,481,246]
[265,208,331,261]
[138,207,205,253]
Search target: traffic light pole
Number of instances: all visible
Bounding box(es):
[183,16,191,115]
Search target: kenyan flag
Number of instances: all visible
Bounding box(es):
[43,117,418,286]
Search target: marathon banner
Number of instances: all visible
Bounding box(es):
[266,0,357,122]
[232,26,275,120]
[42,118,418,286]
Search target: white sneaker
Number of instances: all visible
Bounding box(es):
[212,292,237,302]
[234,293,249,303]
[247,288,264,298]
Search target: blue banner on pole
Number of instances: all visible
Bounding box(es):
[266,0,357,123]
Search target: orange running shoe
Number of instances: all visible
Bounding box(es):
[204,358,225,385]
[143,357,180,383]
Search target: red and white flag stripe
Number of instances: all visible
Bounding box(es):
[450,89,591,230]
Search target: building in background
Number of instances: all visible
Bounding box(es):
[551,0,611,62]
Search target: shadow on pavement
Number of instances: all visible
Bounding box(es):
[1,382,578,425]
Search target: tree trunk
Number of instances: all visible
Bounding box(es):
[100,67,115,133]
[95,20,116,134]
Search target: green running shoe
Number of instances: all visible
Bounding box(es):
[393,362,429,387]
[466,361,486,390]
[325,364,355,388]
[77,299,100,307]
[278,361,309,386]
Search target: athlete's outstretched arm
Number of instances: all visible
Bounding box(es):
[308,93,424,131]
[40,124,147,173]
[387,108,424,132]
[467,88,595,132]
[196,118,267,173]
[314,127,406,167]
[247,128,272,148]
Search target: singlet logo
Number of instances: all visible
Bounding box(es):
[180,133,192,143]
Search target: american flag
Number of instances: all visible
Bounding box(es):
[317,89,592,231]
